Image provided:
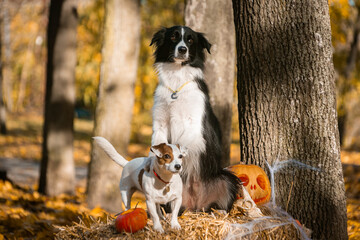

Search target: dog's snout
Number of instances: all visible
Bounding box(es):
[174,164,181,170]
[178,46,187,54]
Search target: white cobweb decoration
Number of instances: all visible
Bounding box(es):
[225,203,311,240]
[225,156,320,239]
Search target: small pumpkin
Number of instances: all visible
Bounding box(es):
[115,207,147,233]
[227,164,271,205]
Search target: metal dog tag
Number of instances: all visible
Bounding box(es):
[163,186,170,194]
[171,92,178,99]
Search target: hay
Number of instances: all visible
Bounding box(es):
[55,203,311,240]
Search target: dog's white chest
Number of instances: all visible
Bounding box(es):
[153,63,206,147]
[152,187,178,204]
[143,177,181,204]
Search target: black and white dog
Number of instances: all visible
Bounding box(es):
[150,26,240,212]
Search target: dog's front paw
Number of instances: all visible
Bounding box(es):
[153,224,164,233]
[171,220,181,230]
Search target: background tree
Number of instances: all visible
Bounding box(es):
[185,0,235,167]
[2,0,13,113]
[232,0,348,239]
[0,2,7,135]
[86,0,141,212]
[341,1,360,150]
[39,0,77,196]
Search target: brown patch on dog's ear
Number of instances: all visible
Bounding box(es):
[152,143,174,165]
[151,143,166,158]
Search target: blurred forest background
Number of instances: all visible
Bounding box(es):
[0,0,359,239]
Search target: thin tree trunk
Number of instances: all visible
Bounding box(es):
[233,0,348,239]
[0,10,6,135]
[344,6,360,80]
[86,0,141,213]
[3,0,13,112]
[39,0,77,196]
[342,4,360,150]
[185,0,235,167]
[16,42,33,111]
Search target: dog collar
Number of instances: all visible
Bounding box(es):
[164,80,193,99]
[153,169,170,184]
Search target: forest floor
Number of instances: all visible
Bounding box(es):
[0,112,359,239]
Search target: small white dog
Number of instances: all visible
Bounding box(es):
[93,136,187,233]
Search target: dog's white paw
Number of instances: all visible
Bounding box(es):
[171,221,181,230]
[153,224,164,233]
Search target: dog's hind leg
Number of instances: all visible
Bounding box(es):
[121,188,135,210]
[156,203,166,220]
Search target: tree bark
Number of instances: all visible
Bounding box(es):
[39,0,77,196]
[3,0,13,113]
[233,0,348,239]
[185,0,235,167]
[0,12,6,135]
[86,0,141,213]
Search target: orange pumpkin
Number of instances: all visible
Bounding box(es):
[227,164,271,205]
[115,208,147,233]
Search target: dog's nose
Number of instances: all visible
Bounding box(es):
[178,46,187,54]
[174,164,181,170]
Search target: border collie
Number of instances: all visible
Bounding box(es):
[150,26,240,212]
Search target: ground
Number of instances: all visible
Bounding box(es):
[0,113,359,239]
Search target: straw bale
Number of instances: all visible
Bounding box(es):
[55,204,310,240]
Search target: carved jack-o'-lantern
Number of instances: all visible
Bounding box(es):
[227,164,271,205]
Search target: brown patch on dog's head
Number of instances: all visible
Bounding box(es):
[151,143,174,165]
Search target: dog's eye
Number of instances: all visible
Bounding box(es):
[179,155,183,159]
[188,38,193,45]
[164,154,171,159]
[171,34,176,42]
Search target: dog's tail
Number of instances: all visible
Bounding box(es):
[93,136,128,167]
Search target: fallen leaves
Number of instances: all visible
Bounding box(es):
[0,181,108,239]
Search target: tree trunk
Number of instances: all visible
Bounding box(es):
[344,5,360,80]
[39,0,77,196]
[0,9,6,135]
[86,0,141,213]
[16,42,33,111]
[233,0,348,239]
[3,0,13,112]
[185,0,235,167]
[342,4,360,150]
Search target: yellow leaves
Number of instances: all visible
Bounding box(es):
[347,199,360,240]
[90,206,108,219]
[329,0,352,18]
[329,0,357,47]
[0,113,93,165]
[0,180,109,239]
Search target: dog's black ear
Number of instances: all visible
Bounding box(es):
[198,32,211,54]
[150,28,166,47]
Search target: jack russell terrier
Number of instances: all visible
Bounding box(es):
[93,136,187,233]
